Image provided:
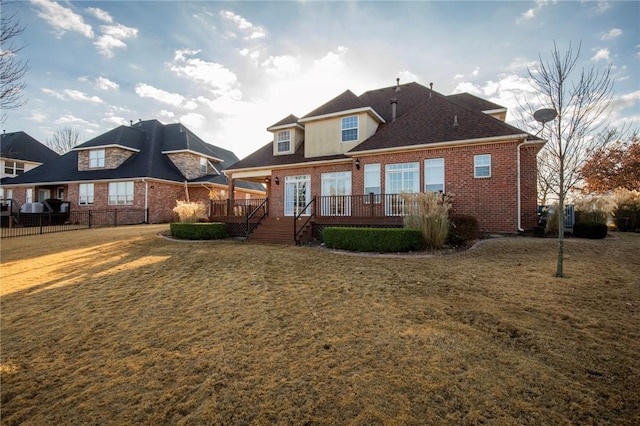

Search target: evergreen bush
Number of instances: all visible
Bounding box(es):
[323,227,425,252]
[170,222,227,240]
[448,214,480,246]
[573,221,608,239]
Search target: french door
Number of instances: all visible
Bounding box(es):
[284,175,310,216]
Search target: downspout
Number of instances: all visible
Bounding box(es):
[201,183,213,217]
[517,140,526,232]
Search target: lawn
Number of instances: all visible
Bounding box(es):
[1,225,639,425]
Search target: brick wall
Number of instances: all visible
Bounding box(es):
[266,140,542,233]
[78,147,134,171]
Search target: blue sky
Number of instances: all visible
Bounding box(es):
[4,0,639,159]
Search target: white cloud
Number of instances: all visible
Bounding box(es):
[158,110,176,120]
[180,112,206,130]
[29,110,48,122]
[55,114,96,127]
[612,90,640,110]
[592,1,612,14]
[261,55,301,77]
[102,115,128,126]
[591,48,610,62]
[601,28,622,41]
[94,23,138,57]
[169,49,238,96]
[135,83,193,109]
[220,10,266,40]
[31,0,94,38]
[517,0,553,24]
[85,7,113,23]
[94,77,119,91]
[506,58,537,72]
[41,88,104,104]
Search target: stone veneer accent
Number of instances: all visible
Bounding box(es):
[166,152,209,180]
[78,147,135,171]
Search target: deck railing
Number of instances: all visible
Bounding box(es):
[210,198,268,218]
[316,193,409,217]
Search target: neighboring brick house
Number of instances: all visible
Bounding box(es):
[1,131,59,205]
[222,81,545,242]
[3,120,265,223]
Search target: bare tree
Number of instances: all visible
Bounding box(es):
[517,42,614,277]
[47,127,83,154]
[1,0,29,124]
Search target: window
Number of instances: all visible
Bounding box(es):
[474,154,491,178]
[79,183,94,205]
[200,157,207,174]
[4,161,25,175]
[385,162,419,216]
[89,149,105,168]
[341,116,358,142]
[425,158,445,193]
[26,188,33,203]
[321,171,352,215]
[364,163,381,203]
[109,181,134,205]
[277,130,291,153]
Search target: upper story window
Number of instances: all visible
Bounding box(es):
[341,116,358,142]
[4,161,25,175]
[277,130,291,153]
[425,158,445,193]
[474,154,491,178]
[200,157,207,174]
[89,149,105,168]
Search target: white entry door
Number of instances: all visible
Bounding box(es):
[284,175,310,216]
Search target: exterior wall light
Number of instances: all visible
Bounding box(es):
[355,158,360,170]
[275,177,280,185]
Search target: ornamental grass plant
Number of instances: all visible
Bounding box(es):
[401,192,452,249]
[173,200,207,223]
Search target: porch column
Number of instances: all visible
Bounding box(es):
[227,176,235,217]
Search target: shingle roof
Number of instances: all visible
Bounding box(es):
[1,131,59,163]
[268,114,300,130]
[446,93,506,113]
[301,90,368,119]
[6,120,263,192]
[227,81,537,171]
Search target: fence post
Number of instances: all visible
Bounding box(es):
[369,193,374,217]
[39,213,43,235]
[114,209,118,227]
[89,211,92,228]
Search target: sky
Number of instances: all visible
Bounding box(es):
[4,0,640,159]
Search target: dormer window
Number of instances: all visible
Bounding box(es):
[277,130,291,153]
[341,116,358,142]
[89,149,105,168]
[200,157,207,173]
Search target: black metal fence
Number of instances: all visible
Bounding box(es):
[1,208,148,239]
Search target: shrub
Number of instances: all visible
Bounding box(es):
[448,214,480,246]
[574,195,611,225]
[323,227,426,252]
[613,189,640,232]
[401,192,452,249]
[173,200,208,223]
[170,222,227,240]
[573,221,608,239]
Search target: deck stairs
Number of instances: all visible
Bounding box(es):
[248,216,300,245]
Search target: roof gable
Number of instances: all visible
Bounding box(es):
[301,90,368,119]
[1,131,59,163]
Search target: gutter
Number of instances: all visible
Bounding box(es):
[142,178,149,223]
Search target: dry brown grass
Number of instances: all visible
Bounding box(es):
[1,226,639,425]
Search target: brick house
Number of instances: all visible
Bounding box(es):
[220,81,545,243]
[3,120,265,223]
[1,131,59,205]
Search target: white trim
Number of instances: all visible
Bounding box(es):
[225,158,352,177]
[299,107,385,124]
[482,108,508,115]
[73,144,140,153]
[349,134,537,157]
[161,149,223,162]
[267,123,304,132]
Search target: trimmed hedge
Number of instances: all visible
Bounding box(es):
[170,222,227,240]
[448,214,480,245]
[573,221,607,239]
[323,227,426,252]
